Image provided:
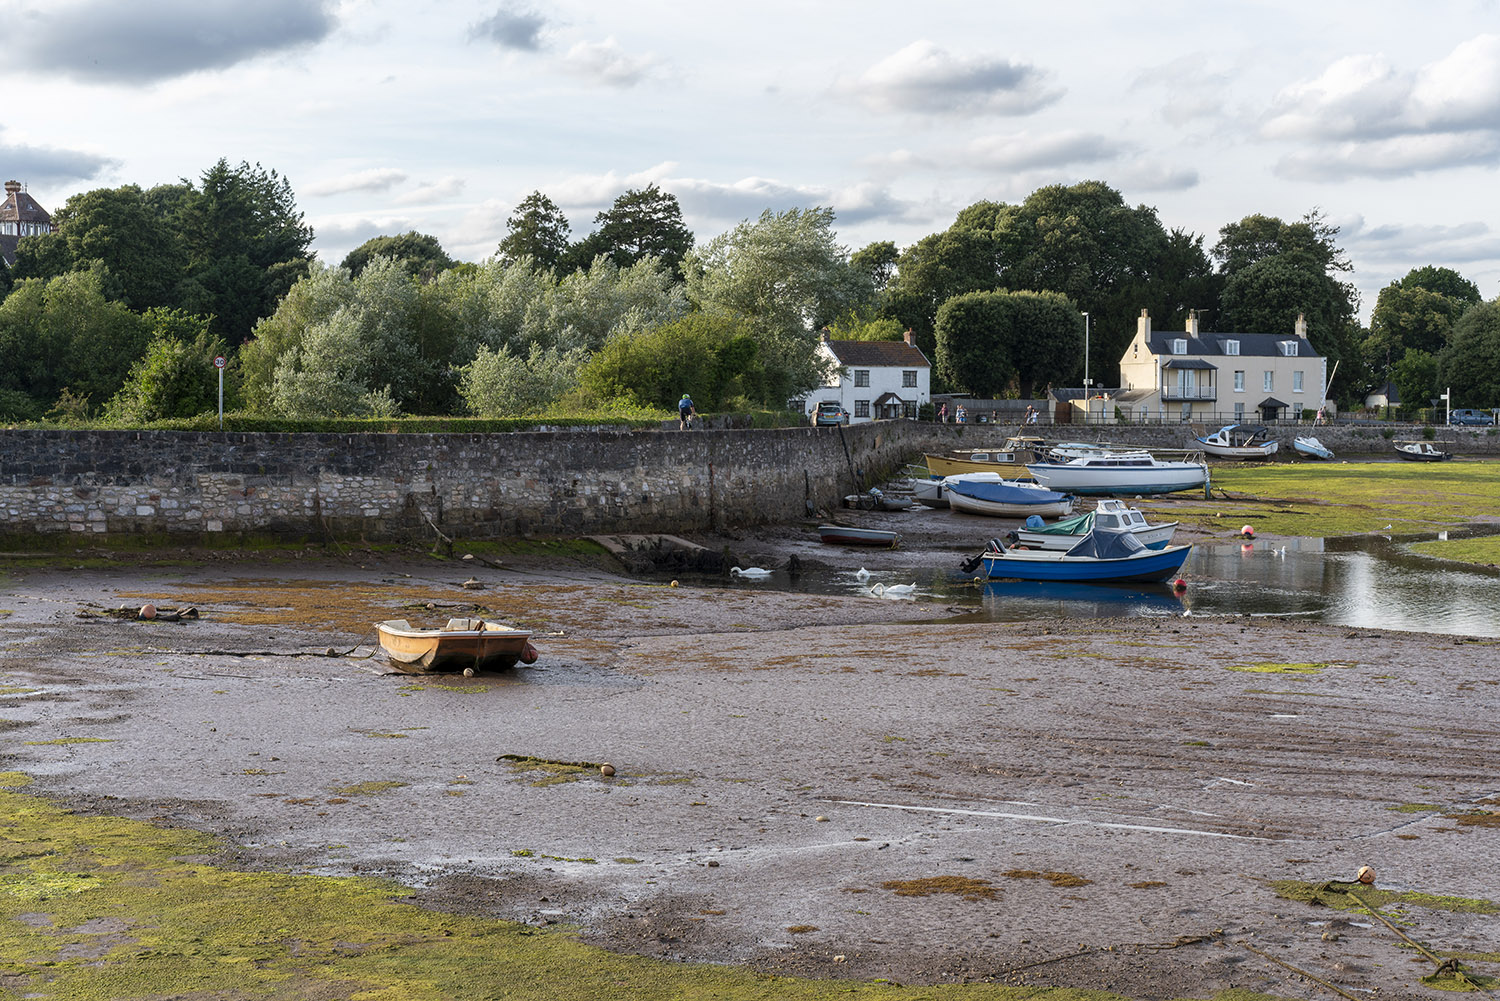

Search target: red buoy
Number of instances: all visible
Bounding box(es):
[1173,578,1187,592]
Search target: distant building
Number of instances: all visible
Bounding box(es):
[1115,309,1326,423]
[801,330,931,423]
[0,180,56,268]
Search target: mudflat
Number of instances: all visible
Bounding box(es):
[1,527,1497,1000]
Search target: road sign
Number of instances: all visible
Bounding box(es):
[214,356,227,369]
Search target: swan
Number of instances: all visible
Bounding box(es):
[730,566,772,579]
[871,582,917,596]
[854,568,871,581]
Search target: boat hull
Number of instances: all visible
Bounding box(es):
[980,544,1191,583]
[1014,520,1177,551]
[377,618,536,673]
[923,453,1028,477]
[817,525,900,547]
[911,479,948,508]
[1025,462,1207,495]
[1395,446,1451,461]
[1292,436,1334,460]
[1198,441,1279,459]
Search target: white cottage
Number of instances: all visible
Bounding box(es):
[803,331,931,423]
[1115,309,1326,423]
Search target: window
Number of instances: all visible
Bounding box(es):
[854,400,870,418]
[1234,370,1245,391]
[1293,371,1304,393]
[902,369,917,388]
[1263,371,1274,392]
[1234,402,1245,421]
[1280,341,1298,356]
[854,369,870,387]
[1170,338,1187,355]
[1181,402,1192,421]
[1223,339,1240,356]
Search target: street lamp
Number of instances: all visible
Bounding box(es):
[1082,312,1090,391]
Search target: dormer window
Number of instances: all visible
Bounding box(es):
[1280,340,1298,356]
[1223,339,1239,356]
[1170,338,1187,355]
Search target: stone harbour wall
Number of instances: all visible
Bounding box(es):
[0,425,930,540]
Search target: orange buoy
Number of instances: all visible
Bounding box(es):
[1240,524,1255,538]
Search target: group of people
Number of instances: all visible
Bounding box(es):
[937,402,1038,426]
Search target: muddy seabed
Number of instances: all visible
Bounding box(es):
[1,529,1497,1001]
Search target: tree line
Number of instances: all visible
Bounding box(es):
[0,165,1495,425]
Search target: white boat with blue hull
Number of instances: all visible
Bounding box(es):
[963,527,1192,583]
[1026,453,1208,496]
[1010,498,1178,551]
[1292,436,1334,460]
[944,473,1075,518]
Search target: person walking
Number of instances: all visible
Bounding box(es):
[678,393,696,430]
[938,403,948,424]
[955,404,967,424]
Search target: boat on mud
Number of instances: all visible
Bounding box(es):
[376,618,538,674]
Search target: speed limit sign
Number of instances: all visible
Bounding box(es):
[214,356,227,369]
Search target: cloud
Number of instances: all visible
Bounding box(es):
[545,163,677,209]
[9,0,338,84]
[670,175,922,228]
[394,176,466,206]
[1113,162,1200,192]
[562,38,659,87]
[0,135,118,187]
[1262,34,1500,179]
[1341,215,1500,267]
[960,130,1128,171]
[471,6,547,52]
[840,40,1061,117]
[306,168,409,197]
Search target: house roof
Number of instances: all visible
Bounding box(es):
[1162,358,1215,369]
[823,338,930,368]
[1145,331,1318,358]
[1258,397,1289,409]
[0,181,52,224]
[873,391,908,406]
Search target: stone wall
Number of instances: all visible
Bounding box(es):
[0,425,930,540]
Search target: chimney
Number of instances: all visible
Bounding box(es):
[3,181,19,196]
[1137,308,1151,339]
[1294,313,1307,339]
[903,328,914,346]
[1185,310,1199,336]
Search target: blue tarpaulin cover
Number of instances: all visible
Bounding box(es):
[1063,527,1148,559]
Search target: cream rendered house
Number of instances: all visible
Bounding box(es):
[1115,309,1326,423]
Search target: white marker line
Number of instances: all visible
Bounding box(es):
[829,799,1273,841]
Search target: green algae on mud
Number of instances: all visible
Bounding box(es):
[0,779,1296,1001]
[1269,879,1500,914]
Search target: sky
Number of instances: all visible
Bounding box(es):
[2,0,1499,324]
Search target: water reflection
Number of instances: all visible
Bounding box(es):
[702,530,1500,638]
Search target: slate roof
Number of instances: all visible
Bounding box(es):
[0,181,52,224]
[1145,331,1317,358]
[824,338,930,367]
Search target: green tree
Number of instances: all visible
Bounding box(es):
[1390,348,1439,418]
[1363,274,1477,385]
[459,342,589,416]
[1437,300,1500,410]
[575,184,694,274]
[10,231,74,282]
[684,207,872,404]
[882,226,999,360]
[104,310,229,422]
[0,266,148,410]
[1398,265,1482,307]
[935,290,1081,398]
[341,232,455,280]
[175,159,316,345]
[49,184,187,309]
[850,240,899,293]
[578,313,759,411]
[496,191,571,270]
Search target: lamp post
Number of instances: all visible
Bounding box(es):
[1082,312,1090,391]
[1441,388,1450,425]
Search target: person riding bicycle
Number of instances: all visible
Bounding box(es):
[678,393,696,430]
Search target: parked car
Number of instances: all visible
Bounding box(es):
[1449,408,1495,426]
[811,402,848,426]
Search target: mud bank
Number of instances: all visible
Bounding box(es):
[0,540,1497,999]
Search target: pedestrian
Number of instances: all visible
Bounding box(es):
[678,393,696,430]
[938,403,948,424]
[1315,406,1326,426]
[1025,406,1038,426]
[956,404,966,424]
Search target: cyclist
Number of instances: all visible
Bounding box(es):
[678,393,696,430]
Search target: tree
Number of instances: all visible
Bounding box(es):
[850,240,899,293]
[1398,265,1482,307]
[576,184,693,274]
[684,207,872,404]
[10,231,74,283]
[934,290,1081,398]
[341,232,455,280]
[49,184,187,310]
[577,313,760,411]
[104,310,229,422]
[175,159,316,345]
[496,191,571,270]
[1363,271,1478,385]
[882,226,999,360]
[459,342,589,416]
[1390,348,1438,418]
[1437,300,1500,410]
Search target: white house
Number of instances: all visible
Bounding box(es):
[1115,309,1326,423]
[803,331,931,423]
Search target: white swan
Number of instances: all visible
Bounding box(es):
[854,568,871,581]
[871,582,917,596]
[730,566,772,578]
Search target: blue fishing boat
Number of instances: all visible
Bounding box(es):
[943,474,1075,518]
[964,527,1191,583]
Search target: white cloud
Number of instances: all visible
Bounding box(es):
[562,38,659,87]
[393,176,467,206]
[8,0,337,84]
[306,168,408,197]
[545,163,677,209]
[841,40,1061,117]
[471,6,548,52]
[1261,34,1500,178]
[0,133,117,186]
[961,130,1128,171]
